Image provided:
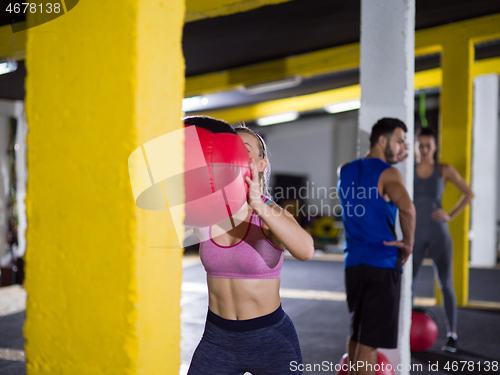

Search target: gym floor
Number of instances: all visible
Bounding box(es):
[1,252,499,375]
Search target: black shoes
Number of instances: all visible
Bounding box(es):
[441,336,457,353]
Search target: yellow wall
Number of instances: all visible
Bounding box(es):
[24,0,184,373]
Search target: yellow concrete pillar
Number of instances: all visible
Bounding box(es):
[439,35,473,307]
[24,0,185,374]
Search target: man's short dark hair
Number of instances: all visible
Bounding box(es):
[369,118,408,147]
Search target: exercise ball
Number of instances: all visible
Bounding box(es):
[336,352,394,375]
[183,116,251,227]
[410,309,438,352]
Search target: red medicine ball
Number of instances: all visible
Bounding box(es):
[183,116,251,227]
[410,310,438,352]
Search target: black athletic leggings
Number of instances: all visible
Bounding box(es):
[187,305,303,375]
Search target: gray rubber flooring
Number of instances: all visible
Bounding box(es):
[1,257,500,374]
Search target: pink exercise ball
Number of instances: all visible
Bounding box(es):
[410,310,439,352]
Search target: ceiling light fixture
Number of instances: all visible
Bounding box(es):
[241,75,302,95]
[324,99,361,114]
[0,59,18,75]
[182,96,209,112]
[256,111,299,126]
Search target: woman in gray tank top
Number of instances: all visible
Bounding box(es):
[413,127,474,353]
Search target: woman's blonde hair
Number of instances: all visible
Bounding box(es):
[234,124,272,200]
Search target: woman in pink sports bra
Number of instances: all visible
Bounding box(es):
[186,117,314,375]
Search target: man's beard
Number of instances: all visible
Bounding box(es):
[384,143,398,164]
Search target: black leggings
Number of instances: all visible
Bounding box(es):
[187,306,303,375]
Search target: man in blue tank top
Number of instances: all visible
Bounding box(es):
[338,118,416,375]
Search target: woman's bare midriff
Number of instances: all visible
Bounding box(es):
[207,277,281,320]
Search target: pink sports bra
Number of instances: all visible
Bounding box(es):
[198,198,284,279]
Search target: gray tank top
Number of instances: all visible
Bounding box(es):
[414,163,445,216]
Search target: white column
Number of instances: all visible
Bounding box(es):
[0,113,9,265]
[0,100,16,265]
[14,101,27,259]
[470,74,499,267]
[358,1,415,374]
[0,100,27,265]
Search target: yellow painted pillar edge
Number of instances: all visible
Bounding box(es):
[436,34,474,308]
[472,56,500,76]
[186,0,294,22]
[185,42,362,97]
[192,85,360,123]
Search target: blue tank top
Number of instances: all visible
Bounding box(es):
[338,158,401,271]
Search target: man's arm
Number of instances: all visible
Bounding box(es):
[379,167,416,265]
